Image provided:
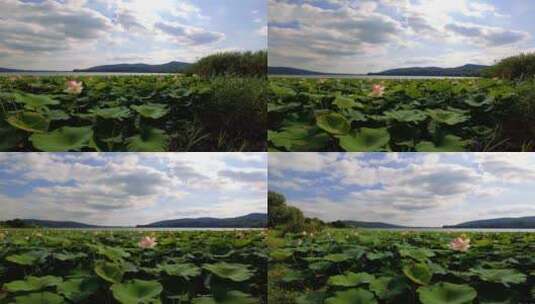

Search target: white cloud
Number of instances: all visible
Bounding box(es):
[269,153,535,226]
[0,153,267,226]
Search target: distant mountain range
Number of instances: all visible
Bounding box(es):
[0,67,57,73]
[73,61,190,73]
[1,213,266,229]
[444,216,535,229]
[268,64,488,77]
[368,64,489,77]
[339,216,535,229]
[138,213,267,228]
[0,61,191,73]
[342,220,407,229]
[18,219,102,228]
[268,66,351,76]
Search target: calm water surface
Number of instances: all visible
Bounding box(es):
[364,228,535,233]
[0,72,171,76]
[270,75,479,80]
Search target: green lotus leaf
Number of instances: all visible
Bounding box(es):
[338,128,390,152]
[399,247,435,262]
[111,279,163,304]
[6,251,48,266]
[203,262,253,282]
[14,292,65,304]
[316,112,351,135]
[270,84,297,98]
[268,102,301,113]
[10,92,60,109]
[30,126,93,151]
[53,251,87,262]
[158,263,201,280]
[333,95,357,110]
[323,253,351,263]
[427,109,469,125]
[192,291,257,304]
[464,95,493,107]
[370,277,408,300]
[58,278,99,302]
[281,270,305,283]
[270,249,293,262]
[403,263,433,285]
[90,106,132,120]
[96,246,131,261]
[384,109,428,123]
[45,110,70,121]
[366,251,393,261]
[308,261,332,272]
[325,288,377,304]
[268,125,329,152]
[296,291,327,304]
[327,272,375,287]
[126,127,169,152]
[470,268,527,286]
[131,103,169,119]
[348,110,367,122]
[4,276,62,292]
[94,261,125,283]
[6,112,50,133]
[418,282,477,304]
[415,135,468,152]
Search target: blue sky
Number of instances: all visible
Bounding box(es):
[269,153,535,227]
[0,153,267,226]
[269,0,535,73]
[0,0,267,70]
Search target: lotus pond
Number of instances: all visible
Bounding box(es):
[0,75,266,152]
[268,78,535,152]
[268,229,535,304]
[0,229,267,303]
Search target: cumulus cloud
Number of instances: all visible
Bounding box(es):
[269,153,535,226]
[0,0,264,70]
[154,22,224,45]
[269,0,533,73]
[0,153,267,226]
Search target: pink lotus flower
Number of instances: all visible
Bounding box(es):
[138,236,157,249]
[66,80,83,95]
[369,84,385,97]
[449,236,470,252]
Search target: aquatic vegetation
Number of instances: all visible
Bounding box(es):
[268,229,534,303]
[0,75,266,152]
[268,78,535,152]
[0,229,267,303]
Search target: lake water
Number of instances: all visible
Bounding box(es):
[2,227,265,232]
[364,228,535,233]
[270,75,478,80]
[59,228,263,231]
[0,72,170,76]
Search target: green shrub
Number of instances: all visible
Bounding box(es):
[188,51,267,78]
[195,77,267,151]
[484,53,535,80]
[268,191,326,234]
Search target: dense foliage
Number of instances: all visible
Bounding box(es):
[0,229,267,303]
[268,229,535,304]
[268,192,324,235]
[188,51,267,78]
[484,53,535,80]
[0,75,266,152]
[268,78,535,152]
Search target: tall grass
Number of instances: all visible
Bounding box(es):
[484,53,535,80]
[188,50,267,78]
